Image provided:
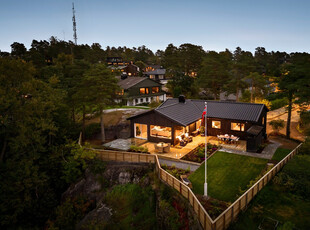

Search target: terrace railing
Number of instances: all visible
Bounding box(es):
[92,142,303,230]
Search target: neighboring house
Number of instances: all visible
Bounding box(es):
[108,63,140,76]
[143,68,166,82]
[116,77,166,106]
[106,57,128,66]
[144,65,161,72]
[127,96,268,152]
[121,63,140,76]
[143,68,167,90]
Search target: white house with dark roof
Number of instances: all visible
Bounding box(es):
[116,77,166,106]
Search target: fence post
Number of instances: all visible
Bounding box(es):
[231,206,234,222]
[223,212,226,229]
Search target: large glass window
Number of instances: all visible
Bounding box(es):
[231,122,245,131]
[140,88,149,94]
[152,87,159,93]
[150,125,171,139]
[212,121,221,129]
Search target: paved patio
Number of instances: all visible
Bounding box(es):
[141,135,247,160]
[103,138,147,151]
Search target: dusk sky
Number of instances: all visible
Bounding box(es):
[1,0,309,53]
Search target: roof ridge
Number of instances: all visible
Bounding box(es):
[156,100,179,110]
[190,98,265,106]
[188,99,204,113]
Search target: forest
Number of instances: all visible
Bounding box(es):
[0,37,309,229]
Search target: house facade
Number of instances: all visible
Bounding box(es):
[128,96,268,152]
[116,77,166,106]
[143,68,166,82]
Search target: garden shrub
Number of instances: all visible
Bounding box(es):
[269,119,285,133]
[129,145,149,153]
[158,200,181,230]
[270,98,288,110]
[48,196,93,230]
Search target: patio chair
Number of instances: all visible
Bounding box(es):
[234,137,240,146]
[217,135,223,144]
[163,143,171,153]
[180,139,187,146]
[185,133,193,142]
[154,143,163,153]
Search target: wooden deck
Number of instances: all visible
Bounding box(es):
[141,135,246,160]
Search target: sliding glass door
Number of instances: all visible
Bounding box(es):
[134,123,147,139]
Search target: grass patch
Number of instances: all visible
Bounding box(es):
[105,105,150,110]
[189,151,268,202]
[271,148,291,162]
[229,154,310,230]
[123,106,150,109]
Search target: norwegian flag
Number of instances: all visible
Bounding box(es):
[202,105,207,120]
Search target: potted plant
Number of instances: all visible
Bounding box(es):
[136,126,141,136]
[199,126,205,136]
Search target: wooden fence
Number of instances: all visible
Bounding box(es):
[93,143,303,230]
[95,150,156,164]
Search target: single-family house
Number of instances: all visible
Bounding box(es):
[116,77,166,106]
[127,96,268,152]
[143,68,166,82]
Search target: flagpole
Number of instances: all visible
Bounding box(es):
[204,101,208,197]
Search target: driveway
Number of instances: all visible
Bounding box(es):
[267,106,307,141]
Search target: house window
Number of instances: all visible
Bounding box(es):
[231,122,245,131]
[146,97,149,102]
[135,99,138,103]
[212,121,221,129]
[140,88,149,94]
[159,75,164,79]
[117,89,124,95]
[152,87,159,93]
[140,98,143,103]
[150,125,171,139]
[150,75,155,79]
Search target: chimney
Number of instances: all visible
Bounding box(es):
[178,95,185,103]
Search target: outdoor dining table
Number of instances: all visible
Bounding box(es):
[218,135,238,143]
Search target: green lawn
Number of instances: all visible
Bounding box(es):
[271,148,292,162]
[229,154,310,230]
[188,151,268,202]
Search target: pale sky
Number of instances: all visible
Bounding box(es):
[1,0,309,53]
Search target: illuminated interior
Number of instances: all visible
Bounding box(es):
[212,121,221,129]
[231,122,245,131]
[150,125,171,139]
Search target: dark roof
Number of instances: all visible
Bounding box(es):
[128,98,268,126]
[118,77,145,89]
[146,64,161,69]
[247,125,264,135]
[144,69,166,75]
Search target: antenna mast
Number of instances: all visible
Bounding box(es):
[72,2,77,45]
